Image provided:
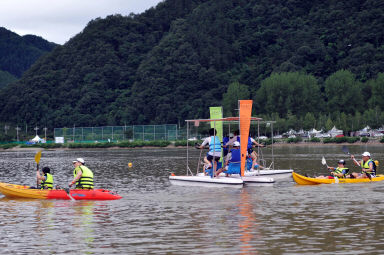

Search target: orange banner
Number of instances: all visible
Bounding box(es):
[239,100,253,177]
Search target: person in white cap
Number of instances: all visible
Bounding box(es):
[69,158,94,189]
[224,130,265,171]
[215,141,242,176]
[222,133,234,157]
[350,151,376,179]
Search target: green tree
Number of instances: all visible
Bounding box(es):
[222,81,250,116]
[368,73,384,110]
[325,117,334,131]
[255,72,322,117]
[324,70,363,114]
[303,112,316,130]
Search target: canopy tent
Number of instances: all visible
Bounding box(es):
[308,128,321,134]
[31,135,43,143]
[359,126,371,132]
[327,126,343,137]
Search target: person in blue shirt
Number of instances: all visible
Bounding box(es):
[215,141,242,176]
[200,128,221,174]
[224,130,265,170]
[222,133,234,157]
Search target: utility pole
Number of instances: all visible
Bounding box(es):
[34,126,39,136]
[4,125,9,135]
[15,126,21,141]
[43,127,48,141]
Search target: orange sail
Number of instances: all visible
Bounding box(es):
[239,100,253,177]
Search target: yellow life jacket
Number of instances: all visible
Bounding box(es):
[73,165,94,189]
[361,159,376,175]
[41,173,53,189]
[333,167,348,178]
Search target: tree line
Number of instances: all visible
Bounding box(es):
[0,0,383,133]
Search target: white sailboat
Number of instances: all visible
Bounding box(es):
[169,100,275,187]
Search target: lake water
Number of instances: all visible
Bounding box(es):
[0,144,383,254]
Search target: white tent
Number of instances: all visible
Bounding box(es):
[359,126,371,132]
[31,135,42,143]
[328,126,343,137]
[308,128,321,134]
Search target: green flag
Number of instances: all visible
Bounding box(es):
[210,107,223,163]
[210,106,223,141]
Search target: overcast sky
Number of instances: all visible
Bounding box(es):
[0,0,163,45]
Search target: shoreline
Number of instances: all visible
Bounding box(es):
[1,140,382,152]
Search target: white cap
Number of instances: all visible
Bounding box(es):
[73,158,85,164]
[229,133,234,138]
[362,152,371,157]
[233,141,240,147]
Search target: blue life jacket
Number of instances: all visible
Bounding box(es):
[229,148,241,163]
[209,136,221,152]
[236,136,253,150]
[223,136,229,154]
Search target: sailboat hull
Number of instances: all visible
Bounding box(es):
[169,175,243,188]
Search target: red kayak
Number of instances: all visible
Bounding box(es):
[0,182,122,200]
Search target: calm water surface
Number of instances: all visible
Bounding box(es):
[0,145,384,254]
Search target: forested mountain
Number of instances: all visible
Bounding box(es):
[0,27,57,86]
[0,0,384,133]
[0,70,17,88]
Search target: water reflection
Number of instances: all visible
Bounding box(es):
[0,146,384,254]
[238,189,259,255]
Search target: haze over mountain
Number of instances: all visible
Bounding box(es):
[0,0,383,133]
[0,27,57,87]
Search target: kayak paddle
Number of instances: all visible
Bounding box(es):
[321,156,329,168]
[342,145,350,155]
[64,187,76,201]
[35,151,42,188]
[322,156,339,183]
[342,146,371,180]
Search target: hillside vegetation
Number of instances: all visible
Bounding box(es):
[0,27,57,85]
[0,0,383,135]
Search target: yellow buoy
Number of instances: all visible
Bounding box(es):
[128,162,133,168]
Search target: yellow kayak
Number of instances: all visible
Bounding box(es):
[292,172,384,185]
[0,182,122,200]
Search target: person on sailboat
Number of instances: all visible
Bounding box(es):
[349,152,376,178]
[215,141,242,176]
[222,133,234,157]
[37,167,54,189]
[199,128,222,174]
[224,130,265,170]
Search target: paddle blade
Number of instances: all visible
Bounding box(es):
[64,188,76,201]
[342,146,350,155]
[35,151,42,164]
[321,156,327,165]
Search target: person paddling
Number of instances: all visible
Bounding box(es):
[316,160,349,179]
[350,152,376,179]
[69,158,94,189]
[37,167,54,189]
